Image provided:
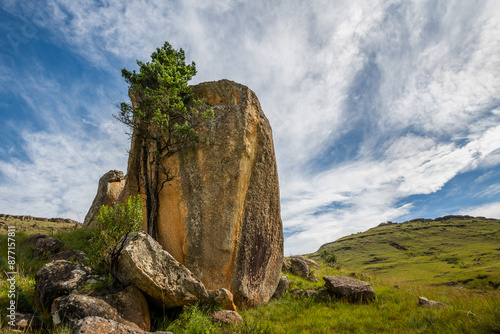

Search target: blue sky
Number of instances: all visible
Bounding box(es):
[1,1,499,255]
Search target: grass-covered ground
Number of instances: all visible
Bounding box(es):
[310,216,500,290]
[0,215,499,333]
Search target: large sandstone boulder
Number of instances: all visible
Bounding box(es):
[83,170,125,227]
[121,79,284,308]
[112,232,208,308]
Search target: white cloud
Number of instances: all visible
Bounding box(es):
[460,202,500,219]
[1,0,500,254]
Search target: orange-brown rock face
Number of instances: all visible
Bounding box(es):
[122,79,284,308]
[83,170,125,227]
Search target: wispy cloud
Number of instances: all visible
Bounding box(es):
[1,0,499,254]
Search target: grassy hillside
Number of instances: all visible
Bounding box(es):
[310,215,500,290]
[1,215,499,333]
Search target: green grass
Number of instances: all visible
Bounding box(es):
[1,215,499,333]
[310,216,500,290]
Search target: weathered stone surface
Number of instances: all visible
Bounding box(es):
[290,257,310,279]
[51,294,131,328]
[282,258,290,272]
[50,249,88,263]
[121,79,284,308]
[207,288,237,311]
[418,296,450,308]
[272,276,290,300]
[211,310,243,325]
[25,233,48,246]
[323,276,376,303]
[112,232,208,308]
[34,236,64,258]
[83,170,125,227]
[72,316,172,334]
[35,260,103,309]
[103,286,151,331]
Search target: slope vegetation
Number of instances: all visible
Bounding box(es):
[311,216,500,290]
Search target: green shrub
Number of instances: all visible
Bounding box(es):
[321,250,337,264]
[88,195,143,275]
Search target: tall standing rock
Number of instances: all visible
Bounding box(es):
[121,79,284,308]
[83,170,125,227]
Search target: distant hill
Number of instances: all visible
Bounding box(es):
[0,213,81,235]
[310,215,500,290]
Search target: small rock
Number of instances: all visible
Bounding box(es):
[305,290,319,299]
[272,276,290,299]
[323,276,376,303]
[207,288,237,311]
[12,313,43,331]
[34,236,64,258]
[72,316,172,334]
[211,310,243,325]
[418,296,450,308]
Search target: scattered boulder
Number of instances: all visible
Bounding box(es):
[112,232,208,308]
[294,255,320,270]
[290,257,310,278]
[83,170,125,227]
[50,249,88,263]
[272,276,290,299]
[72,316,172,334]
[207,288,237,311]
[25,233,49,246]
[211,310,243,325]
[35,260,103,309]
[103,285,151,331]
[34,236,64,258]
[121,79,283,308]
[290,256,317,281]
[418,296,450,308]
[323,276,376,303]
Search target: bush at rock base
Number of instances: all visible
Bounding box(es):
[88,194,142,275]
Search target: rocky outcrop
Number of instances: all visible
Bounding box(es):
[35,260,103,309]
[83,170,125,227]
[323,276,376,303]
[112,232,208,308]
[121,79,283,308]
[72,316,172,334]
